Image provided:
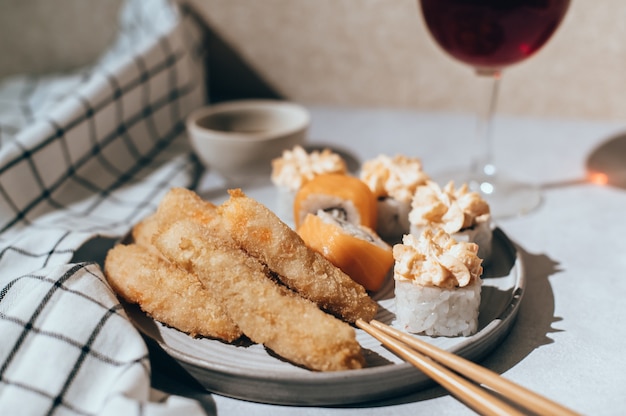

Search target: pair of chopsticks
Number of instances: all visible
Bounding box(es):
[356,319,580,416]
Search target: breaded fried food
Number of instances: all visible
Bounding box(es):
[104,243,242,342]
[153,188,376,321]
[218,188,378,323]
[132,213,160,249]
[154,219,365,371]
[156,187,220,228]
[131,189,221,256]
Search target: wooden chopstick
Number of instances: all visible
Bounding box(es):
[356,319,580,416]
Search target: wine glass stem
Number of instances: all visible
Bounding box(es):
[471,70,501,180]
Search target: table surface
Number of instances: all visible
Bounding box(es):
[152,105,626,416]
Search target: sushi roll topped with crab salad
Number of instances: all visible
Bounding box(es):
[271,145,348,222]
[393,228,483,337]
[409,180,492,262]
[360,154,430,243]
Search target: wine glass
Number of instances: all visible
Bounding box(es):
[419,0,570,218]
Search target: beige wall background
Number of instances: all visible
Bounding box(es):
[1,1,624,122]
[0,0,123,79]
[186,0,626,122]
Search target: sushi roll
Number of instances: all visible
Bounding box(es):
[360,154,430,243]
[409,180,492,262]
[271,145,347,222]
[293,173,377,229]
[298,211,394,292]
[393,228,483,337]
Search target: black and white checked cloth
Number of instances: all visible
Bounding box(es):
[0,0,210,414]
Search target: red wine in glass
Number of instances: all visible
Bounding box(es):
[419,0,570,217]
[421,0,570,71]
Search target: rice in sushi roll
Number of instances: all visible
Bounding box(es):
[271,145,347,222]
[298,210,394,292]
[360,154,430,243]
[393,228,483,337]
[409,180,492,262]
[293,173,377,229]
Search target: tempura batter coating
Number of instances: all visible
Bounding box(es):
[132,213,160,250]
[156,187,220,229]
[104,243,242,341]
[155,188,377,322]
[154,219,365,371]
[219,189,378,323]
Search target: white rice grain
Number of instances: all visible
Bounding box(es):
[394,279,481,337]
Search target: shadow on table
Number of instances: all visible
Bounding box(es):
[585,130,626,190]
[344,244,562,408]
[541,129,626,191]
[147,336,220,415]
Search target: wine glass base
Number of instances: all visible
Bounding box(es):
[434,170,542,219]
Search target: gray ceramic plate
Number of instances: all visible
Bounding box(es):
[124,185,524,406]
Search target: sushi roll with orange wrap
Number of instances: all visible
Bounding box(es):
[298,211,393,292]
[271,146,348,222]
[293,173,377,229]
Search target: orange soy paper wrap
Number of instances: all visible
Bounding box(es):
[293,173,377,229]
[298,213,393,292]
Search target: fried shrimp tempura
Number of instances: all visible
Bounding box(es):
[132,213,160,250]
[153,188,376,322]
[156,187,220,228]
[218,189,378,323]
[104,244,242,341]
[154,219,365,371]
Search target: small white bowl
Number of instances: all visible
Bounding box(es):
[186,99,309,184]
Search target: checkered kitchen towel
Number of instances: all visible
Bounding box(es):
[0,0,210,414]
